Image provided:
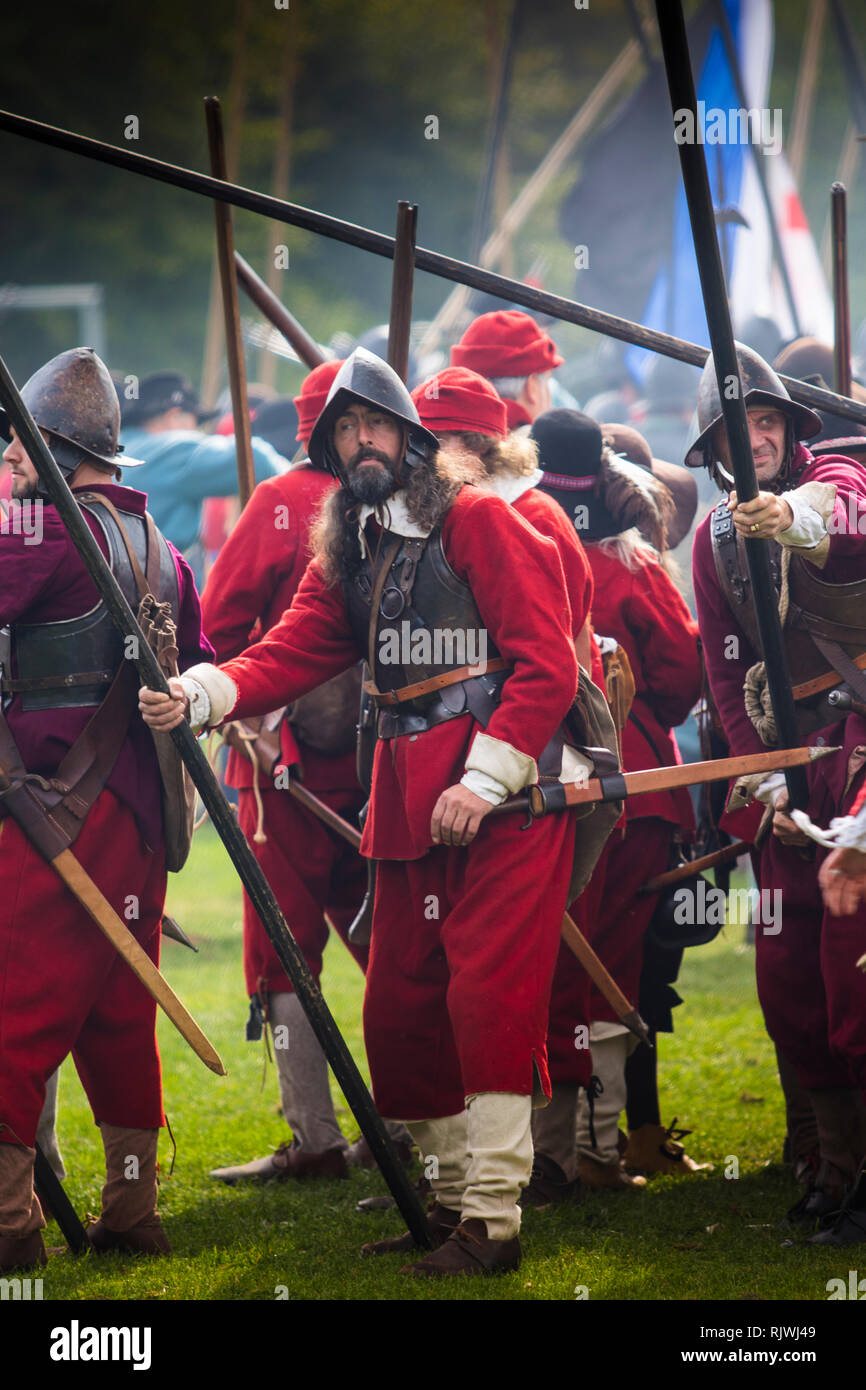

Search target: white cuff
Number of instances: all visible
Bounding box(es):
[778,481,836,559]
[464,731,538,798]
[179,662,239,730]
[461,769,510,806]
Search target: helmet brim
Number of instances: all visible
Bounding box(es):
[684,391,823,469]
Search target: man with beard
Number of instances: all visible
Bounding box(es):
[689,344,866,1244]
[202,360,410,1182]
[140,347,583,1277]
[0,348,212,1270]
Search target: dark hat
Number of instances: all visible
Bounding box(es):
[120,371,219,427]
[602,422,697,549]
[531,409,620,541]
[533,408,674,551]
[249,398,299,459]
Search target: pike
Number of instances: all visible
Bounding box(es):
[1,106,865,430]
[831,182,852,397]
[0,353,433,1250]
[205,96,255,509]
[654,0,809,811]
[640,840,750,895]
[348,201,420,950]
[489,744,837,819]
[0,757,225,1075]
[234,251,326,370]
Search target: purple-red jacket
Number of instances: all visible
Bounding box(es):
[0,482,213,849]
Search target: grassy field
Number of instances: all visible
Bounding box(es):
[39,826,852,1303]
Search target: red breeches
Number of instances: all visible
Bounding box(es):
[363,808,575,1121]
[0,791,166,1148]
[755,717,866,1093]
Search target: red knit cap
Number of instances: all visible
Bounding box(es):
[294,360,343,442]
[450,310,563,379]
[411,367,507,439]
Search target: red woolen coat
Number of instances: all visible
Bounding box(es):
[218,485,580,860]
[202,465,357,793]
[512,485,605,689]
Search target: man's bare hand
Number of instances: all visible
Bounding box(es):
[431,784,493,847]
[819,846,866,917]
[772,789,811,847]
[728,489,793,540]
[139,679,189,732]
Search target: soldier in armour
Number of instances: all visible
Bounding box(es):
[140,347,594,1278]
[201,360,410,1183]
[0,348,212,1270]
[689,343,866,1243]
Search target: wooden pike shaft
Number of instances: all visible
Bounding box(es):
[560,913,651,1048]
[387,201,417,383]
[549,745,835,811]
[275,762,646,1042]
[832,182,852,398]
[234,251,325,369]
[205,96,256,509]
[640,840,750,894]
[52,848,226,1075]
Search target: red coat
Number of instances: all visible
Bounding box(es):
[587,544,701,827]
[512,486,605,689]
[219,486,579,860]
[202,466,357,793]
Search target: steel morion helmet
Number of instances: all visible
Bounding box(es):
[0,347,144,476]
[683,342,822,470]
[307,347,440,482]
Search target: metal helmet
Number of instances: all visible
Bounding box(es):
[683,342,822,470]
[307,346,440,481]
[0,347,143,476]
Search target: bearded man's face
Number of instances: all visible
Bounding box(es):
[333,402,403,503]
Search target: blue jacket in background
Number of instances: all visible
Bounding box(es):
[120,427,288,554]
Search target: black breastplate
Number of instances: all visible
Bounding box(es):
[343,525,507,738]
[7,500,178,713]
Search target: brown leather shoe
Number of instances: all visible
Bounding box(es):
[402,1218,521,1278]
[88,1215,171,1256]
[210,1141,348,1184]
[577,1154,647,1190]
[520,1153,582,1209]
[361,1201,460,1256]
[623,1121,713,1176]
[0,1230,47,1271]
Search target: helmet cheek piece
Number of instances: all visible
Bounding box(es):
[43,432,91,481]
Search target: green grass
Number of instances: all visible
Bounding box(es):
[40,834,847,1301]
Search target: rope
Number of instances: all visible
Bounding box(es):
[191,729,224,832]
[743,548,791,747]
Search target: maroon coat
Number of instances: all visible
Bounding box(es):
[0,482,212,849]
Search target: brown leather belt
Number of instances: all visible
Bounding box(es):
[364,656,511,707]
[792,650,866,701]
